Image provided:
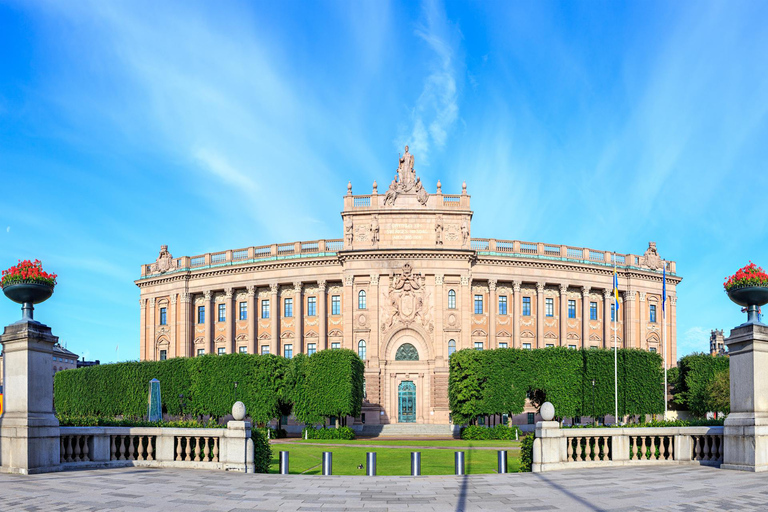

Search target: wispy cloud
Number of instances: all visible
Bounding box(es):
[398,0,463,164]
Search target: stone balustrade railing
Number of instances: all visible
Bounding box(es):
[533,424,723,472]
[59,422,254,472]
[343,192,471,211]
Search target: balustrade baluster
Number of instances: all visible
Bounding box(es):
[147,437,154,461]
[588,437,596,461]
[668,436,674,459]
[82,436,90,462]
[60,438,65,463]
[704,436,712,461]
[175,437,182,461]
[573,437,581,461]
[641,436,648,460]
[203,437,210,462]
[184,436,192,461]
[567,437,574,461]
[110,436,117,460]
[194,437,202,462]
[213,437,219,462]
[74,436,82,462]
[128,435,136,461]
[652,437,659,460]
[118,435,126,460]
[137,436,145,461]
[693,436,701,460]
[659,437,667,460]
[717,436,724,460]
[66,436,74,463]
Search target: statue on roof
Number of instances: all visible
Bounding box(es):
[397,145,416,192]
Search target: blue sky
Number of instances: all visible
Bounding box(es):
[1,0,767,363]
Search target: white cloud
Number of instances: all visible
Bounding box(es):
[680,326,709,355]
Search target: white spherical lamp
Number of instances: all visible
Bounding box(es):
[232,401,246,421]
[540,401,555,421]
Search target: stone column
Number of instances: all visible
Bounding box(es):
[294,282,303,354]
[370,275,380,365]
[536,283,545,349]
[637,292,646,350]
[247,286,256,354]
[204,291,213,355]
[603,290,611,350]
[0,320,61,474]
[723,324,768,472]
[180,293,191,358]
[170,294,178,358]
[461,275,471,350]
[434,274,444,362]
[559,284,567,347]
[270,283,279,357]
[225,288,234,354]
[148,297,156,360]
[626,290,637,349]
[318,280,327,350]
[488,279,497,349]
[343,275,354,350]
[513,281,521,349]
[139,298,147,361]
[581,286,590,349]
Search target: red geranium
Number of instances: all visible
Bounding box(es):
[724,261,768,291]
[1,259,57,288]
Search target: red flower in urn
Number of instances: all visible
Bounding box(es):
[1,259,58,288]
[725,262,768,326]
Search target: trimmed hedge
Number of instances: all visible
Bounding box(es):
[251,428,272,473]
[57,415,221,428]
[460,424,521,440]
[302,426,356,440]
[520,434,534,472]
[449,347,665,424]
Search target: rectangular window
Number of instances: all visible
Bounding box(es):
[474,294,483,315]
[590,345,598,349]
[239,302,247,321]
[217,347,225,355]
[523,297,531,316]
[261,345,269,355]
[498,296,508,315]
[499,342,508,349]
[545,298,554,317]
[611,304,615,322]
[650,347,657,353]
[568,344,577,350]
[159,307,167,325]
[331,295,341,315]
[218,303,226,322]
[238,346,247,354]
[568,300,576,319]
[307,343,316,356]
[474,341,483,350]
[523,343,531,350]
[331,342,340,349]
[159,349,167,361]
[307,296,317,317]
[590,301,598,321]
[284,297,293,318]
[546,343,554,348]
[527,412,535,424]
[197,348,205,356]
[284,344,293,359]
[261,300,270,319]
[197,306,205,324]
[650,304,657,323]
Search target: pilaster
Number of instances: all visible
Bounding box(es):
[488,279,497,349]
[225,288,234,354]
[559,284,567,347]
[149,297,156,360]
[180,292,191,358]
[294,282,303,354]
[343,275,354,350]
[461,274,471,350]
[603,290,611,350]
[204,291,213,355]
[269,283,279,356]
[139,298,147,361]
[318,281,327,350]
[247,286,256,354]
[581,286,590,349]
[536,282,545,349]
[370,274,380,365]
[513,281,521,349]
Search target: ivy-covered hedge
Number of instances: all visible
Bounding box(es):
[460,424,521,440]
[57,415,222,428]
[449,347,665,424]
[519,434,535,472]
[251,428,272,473]
[302,426,356,440]
[673,353,730,417]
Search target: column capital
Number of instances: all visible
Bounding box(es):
[581,286,590,297]
[171,294,178,305]
[318,280,327,292]
[181,292,191,303]
[204,290,212,301]
[560,283,569,295]
[639,291,647,302]
[224,288,234,299]
[293,281,303,293]
[671,295,678,305]
[269,283,279,294]
[603,289,612,299]
[140,298,148,308]
[344,275,354,287]
[536,282,545,294]
[370,274,380,286]
[513,280,522,293]
[434,274,444,286]
[488,279,497,291]
[246,285,255,296]
[625,289,637,301]
[149,297,156,307]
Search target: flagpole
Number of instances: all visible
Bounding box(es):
[614,253,619,425]
[663,261,668,421]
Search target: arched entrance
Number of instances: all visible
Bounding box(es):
[398,381,416,423]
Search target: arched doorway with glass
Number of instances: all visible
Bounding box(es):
[398,380,416,423]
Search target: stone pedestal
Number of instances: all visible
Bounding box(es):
[0,320,61,474]
[531,421,563,472]
[722,324,768,472]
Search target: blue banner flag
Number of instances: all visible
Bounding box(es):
[613,269,620,316]
[662,263,666,314]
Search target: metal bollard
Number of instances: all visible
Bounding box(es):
[455,451,465,476]
[411,452,421,476]
[497,450,507,474]
[279,451,290,475]
[322,452,333,475]
[366,452,377,476]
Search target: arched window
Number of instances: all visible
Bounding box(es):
[358,339,366,360]
[448,339,456,356]
[358,290,367,310]
[395,343,419,361]
[448,289,456,309]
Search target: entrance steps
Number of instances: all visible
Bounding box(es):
[360,423,459,438]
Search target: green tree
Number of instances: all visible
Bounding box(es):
[705,369,730,416]
[673,353,729,417]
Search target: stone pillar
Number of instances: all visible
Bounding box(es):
[148,297,156,360]
[225,288,234,354]
[513,281,521,349]
[581,287,590,349]
[559,284,567,347]
[294,282,303,353]
[723,324,768,472]
[531,420,563,472]
[0,320,61,474]
[270,283,279,357]
[370,275,380,365]
[170,294,178,358]
[536,283,545,349]
[343,275,354,350]
[139,298,147,361]
[204,291,213,355]
[318,280,327,350]
[670,295,678,365]
[603,290,611,350]
[626,290,637,349]
[461,275,471,350]
[637,292,646,350]
[180,293,191,358]
[488,279,497,349]
[247,286,256,355]
[222,420,255,473]
[434,275,444,362]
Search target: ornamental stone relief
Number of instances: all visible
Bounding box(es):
[545,319,556,328]
[445,311,459,328]
[445,224,460,242]
[195,326,204,334]
[640,242,663,270]
[380,263,434,333]
[355,225,370,242]
[236,291,248,301]
[357,313,368,327]
[194,296,205,305]
[258,290,271,299]
[567,320,578,329]
[329,286,342,295]
[150,245,178,274]
[521,317,534,326]
[589,322,600,330]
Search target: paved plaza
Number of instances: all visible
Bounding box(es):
[0,465,765,511]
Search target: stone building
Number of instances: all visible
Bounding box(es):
[136,147,681,426]
[710,329,726,356]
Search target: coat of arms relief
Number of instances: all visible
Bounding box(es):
[380,263,434,333]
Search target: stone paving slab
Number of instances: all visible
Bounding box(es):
[0,465,767,511]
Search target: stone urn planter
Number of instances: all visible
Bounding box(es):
[3,282,54,322]
[727,286,768,326]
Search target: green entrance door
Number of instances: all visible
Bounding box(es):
[398,381,416,423]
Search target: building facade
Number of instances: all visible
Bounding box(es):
[136,147,681,425]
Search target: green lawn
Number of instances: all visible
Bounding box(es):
[269,444,522,475]
[278,439,522,448]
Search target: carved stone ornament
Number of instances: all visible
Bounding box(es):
[151,245,178,274]
[370,215,380,245]
[380,263,433,333]
[435,274,444,286]
[640,241,663,270]
[370,274,380,286]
